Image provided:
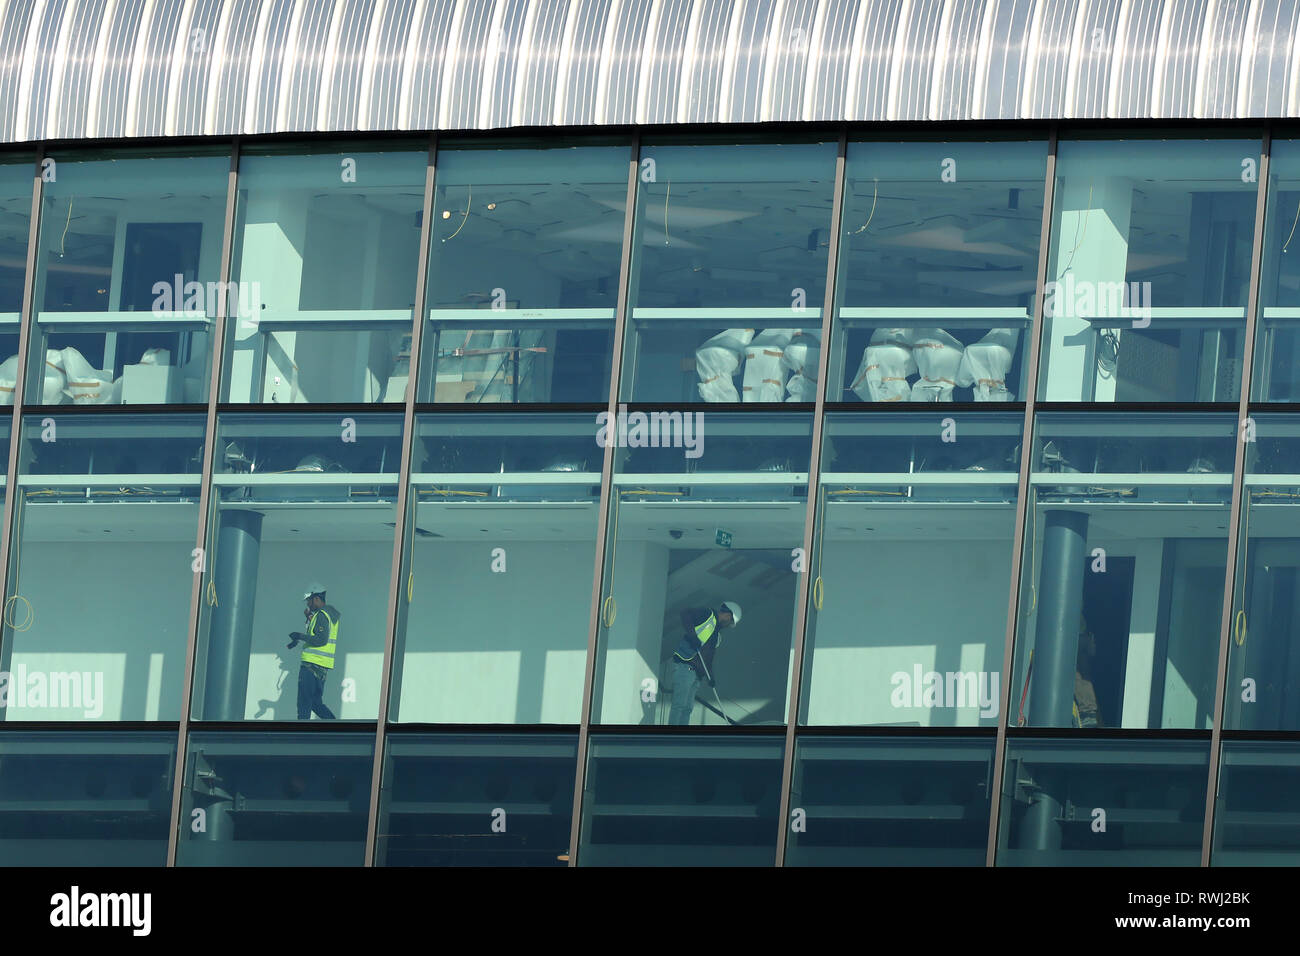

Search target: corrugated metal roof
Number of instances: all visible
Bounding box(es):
[6,0,1299,142]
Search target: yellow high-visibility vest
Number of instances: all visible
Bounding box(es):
[302,607,339,669]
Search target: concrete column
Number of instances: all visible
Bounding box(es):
[201,510,264,720]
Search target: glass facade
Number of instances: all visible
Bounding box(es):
[0,128,1286,867]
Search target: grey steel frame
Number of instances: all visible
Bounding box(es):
[0,124,1281,867]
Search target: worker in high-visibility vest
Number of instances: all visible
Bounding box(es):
[287,581,340,720]
[668,601,742,725]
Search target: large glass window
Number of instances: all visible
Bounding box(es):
[176,732,373,866]
[592,413,812,726]
[1254,140,1300,400]
[577,733,784,865]
[377,733,577,866]
[1038,136,1260,403]
[1011,414,1234,731]
[1226,414,1300,730]
[0,157,33,395]
[621,140,836,404]
[0,415,204,721]
[1211,741,1300,865]
[832,139,1046,404]
[223,144,426,404]
[785,735,995,866]
[190,414,402,721]
[391,415,599,724]
[27,149,225,406]
[0,731,175,865]
[801,413,1020,726]
[996,738,1209,865]
[421,141,627,404]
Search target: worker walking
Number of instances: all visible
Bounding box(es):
[669,601,742,725]
[288,581,340,720]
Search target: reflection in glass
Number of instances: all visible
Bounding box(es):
[1039,137,1259,402]
[1,415,204,721]
[1012,414,1234,730]
[422,142,626,403]
[377,734,577,865]
[0,732,175,865]
[177,732,373,866]
[1254,140,1300,400]
[1227,415,1300,730]
[593,415,812,725]
[29,150,228,406]
[392,416,598,723]
[996,738,1208,865]
[1212,741,1300,864]
[191,415,402,721]
[0,158,34,405]
[578,734,784,865]
[786,736,994,865]
[802,414,1020,726]
[833,139,1046,404]
[622,141,836,403]
[224,145,425,404]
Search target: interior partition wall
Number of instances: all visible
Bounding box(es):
[0,125,1291,866]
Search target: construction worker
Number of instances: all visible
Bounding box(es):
[287,581,340,720]
[1072,615,1103,729]
[668,601,742,725]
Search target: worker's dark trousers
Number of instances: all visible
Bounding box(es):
[298,663,337,720]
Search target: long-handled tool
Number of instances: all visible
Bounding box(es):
[695,654,737,725]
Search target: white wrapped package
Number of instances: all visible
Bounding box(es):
[956,328,1019,401]
[696,329,753,402]
[43,350,66,404]
[781,332,820,381]
[785,373,818,402]
[910,328,964,402]
[0,354,16,405]
[743,329,796,402]
[61,346,113,404]
[138,347,171,366]
[851,328,916,402]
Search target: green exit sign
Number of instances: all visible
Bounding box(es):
[715,529,733,548]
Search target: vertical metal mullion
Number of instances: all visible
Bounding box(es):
[566,131,641,867]
[0,148,45,687]
[1200,129,1271,866]
[984,127,1059,867]
[165,138,242,867]
[363,132,439,867]
[772,129,848,868]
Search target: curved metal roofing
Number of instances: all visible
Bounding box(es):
[5,0,1299,142]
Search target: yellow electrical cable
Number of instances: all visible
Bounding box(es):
[206,579,218,607]
[812,488,826,610]
[850,178,878,235]
[59,196,73,257]
[1284,200,1300,254]
[1234,609,1247,647]
[4,595,31,631]
[601,497,620,627]
[443,184,471,242]
[663,179,670,246]
[1061,181,1093,275]
[407,570,413,603]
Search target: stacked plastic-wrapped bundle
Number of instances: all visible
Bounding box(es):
[782,331,820,401]
[910,329,964,401]
[851,328,916,402]
[742,329,797,402]
[61,346,117,404]
[695,329,754,402]
[956,328,1019,401]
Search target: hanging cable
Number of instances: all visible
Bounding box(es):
[1284,200,1300,254]
[443,185,471,242]
[849,178,878,235]
[59,196,74,257]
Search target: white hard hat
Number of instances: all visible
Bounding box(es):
[721,601,742,626]
[303,581,326,600]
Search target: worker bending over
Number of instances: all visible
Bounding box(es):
[669,601,742,725]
